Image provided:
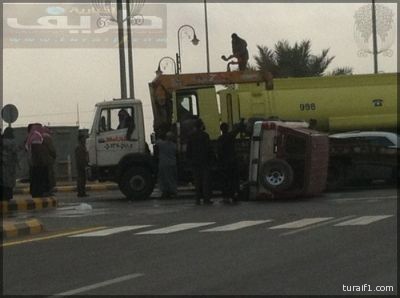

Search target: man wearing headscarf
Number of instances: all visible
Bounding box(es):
[42,127,57,194]
[26,123,51,197]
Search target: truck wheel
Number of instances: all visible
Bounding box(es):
[260,159,293,191]
[326,163,345,191]
[119,167,154,200]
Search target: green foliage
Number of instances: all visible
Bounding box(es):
[254,40,339,78]
[328,67,354,76]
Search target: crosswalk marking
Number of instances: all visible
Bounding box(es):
[201,220,272,232]
[281,216,355,236]
[70,225,152,237]
[269,217,334,229]
[65,215,395,239]
[136,223,215,235]
[334,215,393,226]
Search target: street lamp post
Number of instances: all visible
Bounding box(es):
[372,0,378,74]
[176,25,199,74]
[126,0,135,98]
[156,56,177,75]
[116,0,127,99]
[204,0,210,73]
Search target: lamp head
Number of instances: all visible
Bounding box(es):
[191,34,200,46]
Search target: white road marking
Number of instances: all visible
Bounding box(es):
[136,222,215,235]
[70,225,152,237]
[200,220,272,232]
[334,215,393,226]
[51,273,143,296]
[330,195,397,203]
[269,217,333,229]
[281,216,356,236]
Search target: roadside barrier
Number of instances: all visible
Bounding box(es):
[1,197,58,213]
[1,218,44,239]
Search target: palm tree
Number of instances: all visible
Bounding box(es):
[254,40,337,78]
[328,67,353,76]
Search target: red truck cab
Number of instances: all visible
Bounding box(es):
[248,121,329,199]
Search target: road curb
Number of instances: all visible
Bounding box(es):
[1,218,44,239]
[14,184,119,195]
[1,197,58,213]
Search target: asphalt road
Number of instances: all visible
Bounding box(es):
[3,187,397,296]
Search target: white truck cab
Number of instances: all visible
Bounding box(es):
[87,99,156,199]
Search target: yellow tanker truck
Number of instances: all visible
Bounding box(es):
[150,71,397,141]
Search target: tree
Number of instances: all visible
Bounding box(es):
[254,40,346,78]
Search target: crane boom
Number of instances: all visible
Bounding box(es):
[150,70,273,106]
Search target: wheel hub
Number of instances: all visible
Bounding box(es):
[266,170,285,186]
[129,175,146,191]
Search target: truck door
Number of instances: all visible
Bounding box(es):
[196,87,220,140]
[219,91,240,131]
[173,90,199,149]
[95,106,139,166]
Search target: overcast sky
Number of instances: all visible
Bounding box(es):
[2,2,398,136]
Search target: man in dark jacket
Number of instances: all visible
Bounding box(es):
[186,119,213,205]
[75,135,89,197]
[217,122,242,203]
[221,33,249,71]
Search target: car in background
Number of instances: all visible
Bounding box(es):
[330,131,399,149]
[327,131,398,190]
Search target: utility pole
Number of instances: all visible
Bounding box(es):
[117,0,127,98]
[372,0,378,74]
[76,103,80,127]
[126,0,135,98]
[204,0,210,73]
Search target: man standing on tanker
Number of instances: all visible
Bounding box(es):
[222,33,249,71]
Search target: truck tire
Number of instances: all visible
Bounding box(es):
[260,159,293,191]
[119,167,154,200]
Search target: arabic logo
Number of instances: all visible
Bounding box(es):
[91,0,145,28]
[354,4,395,57]
[46,6,65,15]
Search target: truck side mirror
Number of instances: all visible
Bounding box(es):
[150,133,156,145]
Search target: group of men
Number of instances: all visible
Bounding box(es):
[156,118,244,205]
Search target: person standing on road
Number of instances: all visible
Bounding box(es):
[217,122,243,204]
[42,126,57,195]
[2,127,19,201]
[75,134,89,197]
[26,123,50,197]
[156,131,177,199]
[186,119,213,205]
[0,130,3,200]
